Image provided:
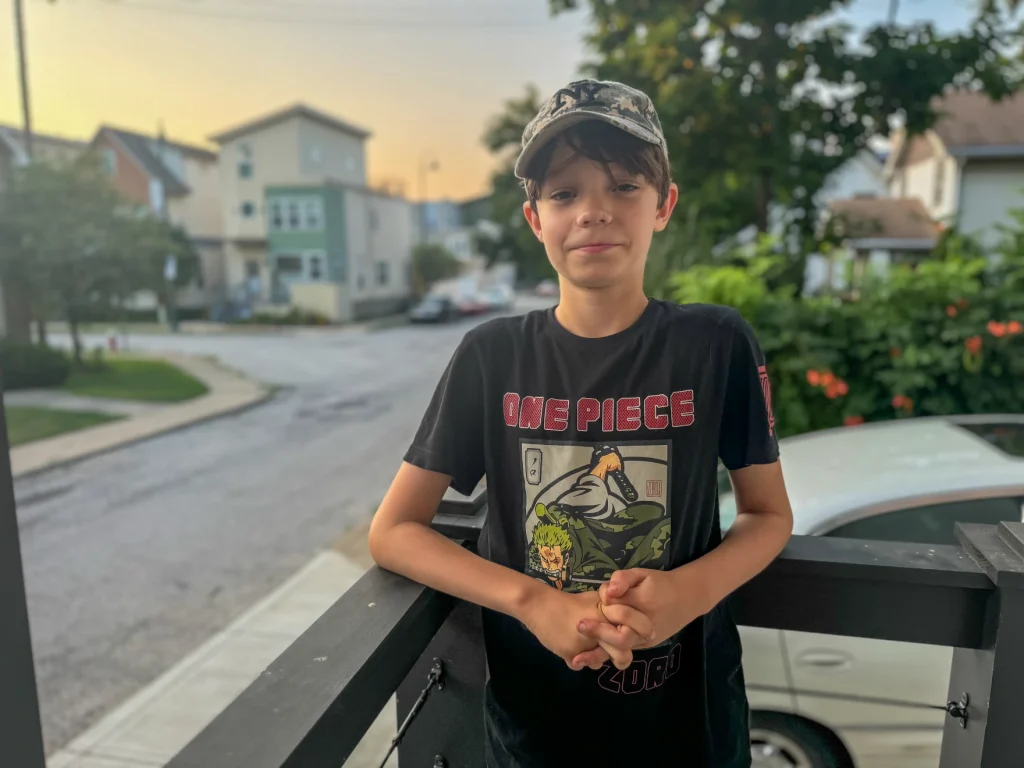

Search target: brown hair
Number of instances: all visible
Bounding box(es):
[522,121,671,209]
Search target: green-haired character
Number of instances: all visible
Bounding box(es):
[530,522,573,590]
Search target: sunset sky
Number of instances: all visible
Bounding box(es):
[0,0,975,202]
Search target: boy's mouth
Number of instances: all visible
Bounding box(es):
[572,243,619,254]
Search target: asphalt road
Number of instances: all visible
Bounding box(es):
[19,298,550,754]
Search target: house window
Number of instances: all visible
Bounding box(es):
[303,198,323,231]
[369,209,379,231]
[275,254,303,275]
[933,162,946,208]
[310,145,323,165]
[357,274,366,290]
[287,200,301,230]
[269,200,284,231]
[241,201,256,218]
[100,148,117,176]
[239,161,253,179]
[245,260,261,278]
[308,253,324,280]
[377,261,389,285]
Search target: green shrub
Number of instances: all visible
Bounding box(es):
[0,342,71,390]
[669,234,1024,439]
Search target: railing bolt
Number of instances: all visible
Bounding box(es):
[433,755,447,768]
[946,692,970,729]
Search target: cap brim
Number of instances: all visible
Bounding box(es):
[513,109,663,179]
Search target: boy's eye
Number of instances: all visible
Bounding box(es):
[550,190,574,201]
[615,183,640,192]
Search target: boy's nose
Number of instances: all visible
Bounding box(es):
[576,205,612,226]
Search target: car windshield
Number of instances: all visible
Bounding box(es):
[956,422,1024,458]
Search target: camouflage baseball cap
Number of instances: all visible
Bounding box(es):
[514,79,668,180]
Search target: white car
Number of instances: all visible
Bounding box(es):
[722,415,1024,768]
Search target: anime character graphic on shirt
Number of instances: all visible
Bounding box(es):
[523,441,671,593]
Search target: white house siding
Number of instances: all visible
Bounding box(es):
[344,189,414,316]
[814,152,887,207]
[219,116,304,241]
[167,156,223,239]
[958,161,1024,247]
[297,121,367,185]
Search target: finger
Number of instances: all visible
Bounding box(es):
[605,569,648,599]
[571,647,610,670]
[578,619,636,650]
[601,641,633,670]
[600,603,656,641]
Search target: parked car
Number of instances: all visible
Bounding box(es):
[408,295,457,324]
[454,293,490,316]
[723,415,1024,768]
[481,285,515,312]
[535,279,559,297]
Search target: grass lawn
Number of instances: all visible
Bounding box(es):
[6,407,122,447]
[64,358,209,403]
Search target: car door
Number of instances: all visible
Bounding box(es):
[785,495,1024,768]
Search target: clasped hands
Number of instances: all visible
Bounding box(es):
[522,566,710,672]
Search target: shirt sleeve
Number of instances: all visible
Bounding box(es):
[403,333,486,495]
[718,312,780,471]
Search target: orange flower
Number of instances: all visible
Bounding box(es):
[825,384,839,399]
[820,371,836,387]
[844,415,865,426]
[806,370,821,386]
[889,347,902,358]
[1008,321,1023,335]
[965,335,983,355]
[946,305,958,317]
[836,380,849,397]
[988,321,1007,338]
[892,395,914,412]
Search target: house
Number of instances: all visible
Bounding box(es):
[885,89,1024,245]
[209,104,417,322]
[0,123,86,192]
[812,89,1024,293]
[90,126,225,313]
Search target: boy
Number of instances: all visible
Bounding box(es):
[369,79,793,767]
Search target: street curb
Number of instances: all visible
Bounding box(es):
[10,356,274,481]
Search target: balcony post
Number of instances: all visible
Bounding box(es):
[0,393,46,767]
[942,522,1024,768]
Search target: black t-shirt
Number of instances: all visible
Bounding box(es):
[405,300,779,768]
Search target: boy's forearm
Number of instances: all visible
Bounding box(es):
[371,521,545,622]
[677,508,792,614]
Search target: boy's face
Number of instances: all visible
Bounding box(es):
[523,137,677,292]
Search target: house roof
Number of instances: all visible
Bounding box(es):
[208,103,372,144]
[931,90,1024,157]
[0,123,87,163]
[94,126,220,197]
[829,196,940,243]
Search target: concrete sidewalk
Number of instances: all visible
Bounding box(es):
[46,549,396,768]
[9,353,271,478]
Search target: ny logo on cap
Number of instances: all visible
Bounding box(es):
[551,81,603,116]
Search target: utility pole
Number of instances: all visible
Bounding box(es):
[13,0,33,158]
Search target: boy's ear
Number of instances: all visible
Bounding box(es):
[653,183,680,233]
[523,201,544,242]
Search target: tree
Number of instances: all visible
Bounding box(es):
[550,0,1023,250]
[478,87,556,283]
[0,153,199,363]
[410,242,461,296]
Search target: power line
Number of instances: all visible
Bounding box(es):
[97,0,554,28]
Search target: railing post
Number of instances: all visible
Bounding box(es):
[942,522,1024,768]
[0,391,46,767]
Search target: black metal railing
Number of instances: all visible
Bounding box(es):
[165,496,1024,768]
